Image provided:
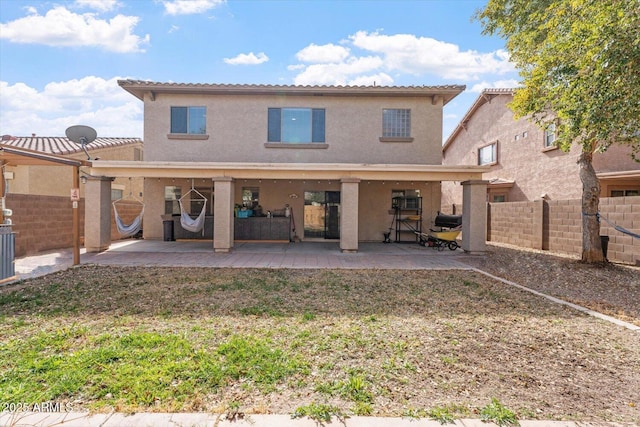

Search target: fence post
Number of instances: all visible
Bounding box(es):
[486,202,492,241]
[533,199,544,250]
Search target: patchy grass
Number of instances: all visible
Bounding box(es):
[0,266,638,422]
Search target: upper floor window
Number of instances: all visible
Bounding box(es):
[171,106,206,135]
[544,122,557,148]
[382,109,411,138]
[268,108,325,143]
[478,142,498,165]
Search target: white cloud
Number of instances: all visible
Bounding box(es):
[294,56,384,86]
[469,79,521,93]
[74,0,121,12]
[289,30,516,86]
[163,0,225,15]
[0,77,142,138]
[0,6,149,53]
[224,52,269,65]
[296,43,350,64]
[350,31,514,80]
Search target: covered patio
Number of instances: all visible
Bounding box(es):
[84,161,489,254]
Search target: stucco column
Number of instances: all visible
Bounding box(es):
[340,178,360,253]
[213,177,234,253]
[461,180,488,253]
[84,175,114,253]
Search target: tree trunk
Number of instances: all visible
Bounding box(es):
[578,150,604,263]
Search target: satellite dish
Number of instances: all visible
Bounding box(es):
[66,125,97,160]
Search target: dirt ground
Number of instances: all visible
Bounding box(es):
[1,246,639,423]
[461,243,640,326]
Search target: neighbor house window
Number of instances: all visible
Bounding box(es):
[611,189,639,197]
[383,109,411,138]
[478,142,498,165]
[544,122,557,148]
[171,106,206,134]
[268,108,325,143]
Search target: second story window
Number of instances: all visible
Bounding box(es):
[383,109,411,138]
[171,106,206,135]
[544,122,557,148]
[268,108,325,143]
[478,142,498,165]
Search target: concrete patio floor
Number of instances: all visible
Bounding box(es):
[13,239,474,281]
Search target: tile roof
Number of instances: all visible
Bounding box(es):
[117,80,466,105]
[0,136,142,156]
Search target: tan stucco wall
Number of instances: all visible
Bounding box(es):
[142,93,443,165]
[141,178,441,243]
[442,94,585,206]
[593,144,639,172]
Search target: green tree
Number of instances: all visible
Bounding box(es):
[477,0,640,262]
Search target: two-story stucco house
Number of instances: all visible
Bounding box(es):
[441,88,640,208]
[84,81,490,254]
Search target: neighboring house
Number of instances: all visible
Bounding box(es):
[0,135,143,199]
[0,136,143,256]
[83,81,491,254]
[441,88,640,208]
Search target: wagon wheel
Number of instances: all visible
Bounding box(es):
[437,241,445,251]
[448,241,459,251]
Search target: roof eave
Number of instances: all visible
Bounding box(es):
[117,80,466,104]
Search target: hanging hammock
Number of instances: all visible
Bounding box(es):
[179,187,207,235]
[598,213,640,239]
[113,197,145,238]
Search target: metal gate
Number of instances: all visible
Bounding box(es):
[0,225,15,282]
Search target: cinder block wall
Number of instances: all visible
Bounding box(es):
[599,196,640,264]
[486,196,639,265]
[7,194,140,257]
[546,199,582,254]
[488,201,543,249]
[6,194,85,257]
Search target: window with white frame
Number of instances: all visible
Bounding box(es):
[544,122,557,148]
[268,108,325,143]
[382,109,411,138]
[170,106,206,134]
[478,142,498,165]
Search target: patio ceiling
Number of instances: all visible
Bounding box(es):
[87,161,489,182]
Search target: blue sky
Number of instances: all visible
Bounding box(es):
[0,0,519,140]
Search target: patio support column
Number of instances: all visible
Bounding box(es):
[85,175,114,253]
[213,177,234,253]
[340,178,360,253]
[461,180,488,253]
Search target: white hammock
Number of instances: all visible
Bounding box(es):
[113,199,144,238]
[179,188,207,235]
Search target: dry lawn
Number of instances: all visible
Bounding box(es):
[1,250,639,423]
